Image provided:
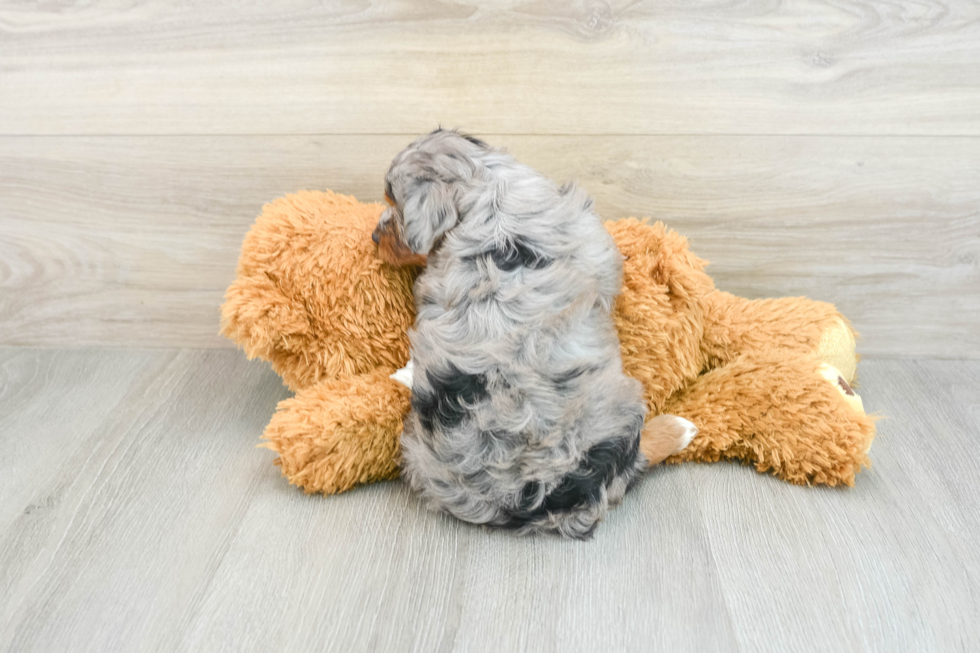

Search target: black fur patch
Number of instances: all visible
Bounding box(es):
[470,239,551,272]
[501,434,641,530]
[538,436,639,512]
[411,364,488,432]
[551,365,599,390]
[517,480,541,511]
[461,133,488,148]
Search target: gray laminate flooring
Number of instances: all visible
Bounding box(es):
[1,349,977,652]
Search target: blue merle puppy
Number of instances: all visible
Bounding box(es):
[372,129,696,539]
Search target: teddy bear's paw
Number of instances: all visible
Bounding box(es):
[640,414,699,466]
[817,317,858,383]
[819,363,865,412]
[818,362,871,454]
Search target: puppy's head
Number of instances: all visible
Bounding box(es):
[372,129,488,267]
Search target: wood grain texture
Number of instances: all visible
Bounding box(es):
[1,350,978,652]
[1,1,979,136]
[2,135,977,356]
[0,348,291,653]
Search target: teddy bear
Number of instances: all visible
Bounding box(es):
[220,190,876,496]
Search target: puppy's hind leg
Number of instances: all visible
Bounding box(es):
[640,414,698,466]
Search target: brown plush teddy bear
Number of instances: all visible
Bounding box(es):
[221,190,876,495]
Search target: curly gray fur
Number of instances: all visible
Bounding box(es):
[376,129,651,539]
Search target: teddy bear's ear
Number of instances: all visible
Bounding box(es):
[402,179,458,254]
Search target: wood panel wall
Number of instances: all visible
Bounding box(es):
[1,1,978,356]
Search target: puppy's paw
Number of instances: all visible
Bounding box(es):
[671,416,698,453]
[640,414,699,466]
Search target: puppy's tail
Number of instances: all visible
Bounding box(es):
[640,414,698,466]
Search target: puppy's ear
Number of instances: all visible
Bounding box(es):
[402,179,458,254]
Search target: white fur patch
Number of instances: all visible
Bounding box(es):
[390,359,415,390]
[673,416,698,453]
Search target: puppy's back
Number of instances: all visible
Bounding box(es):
[401,159,650,538]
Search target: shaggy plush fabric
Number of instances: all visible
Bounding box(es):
[221,191,418,390]
[221,190,876,494]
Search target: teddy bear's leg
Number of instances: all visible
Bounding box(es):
[261,369,410,494]
[701,290,859,382]
[221,272,322,391]
[663,353,876,486]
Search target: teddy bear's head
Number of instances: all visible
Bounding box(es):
[221,191,418,390]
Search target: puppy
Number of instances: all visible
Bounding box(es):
[373,129,695,538]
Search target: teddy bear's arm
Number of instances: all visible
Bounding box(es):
[261,369,410,494]
[700,290,858,381]
[221,273,328,391]
[663,352,875,486]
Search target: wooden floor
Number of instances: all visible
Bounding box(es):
[1,349,977,652]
